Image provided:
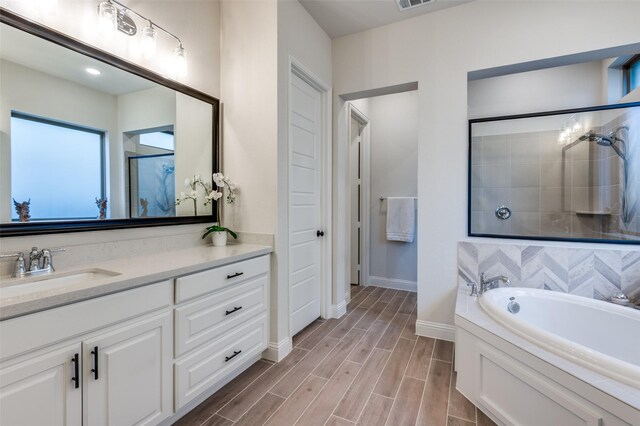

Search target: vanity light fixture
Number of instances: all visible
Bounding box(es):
[97,0,117,36]
[558,114,582,145]
[140,22,157,60]
[97,0,187,77]
[85,67,102,76]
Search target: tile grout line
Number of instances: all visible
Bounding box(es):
[351,292,409,424]
[413,335,436,426]
[319,288,392,425]
[291,288,388,426]
[215,349,310,423]
[268,333,347,399]
[197,361,278,426]
[450,413,478,424]
[194,287,415,426]
[382,332,420,426]
[445,359,456,425]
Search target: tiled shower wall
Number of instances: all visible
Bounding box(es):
[470,110,639,240]
[457,241,640,303]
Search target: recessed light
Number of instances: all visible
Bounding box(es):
[85,67,101,76]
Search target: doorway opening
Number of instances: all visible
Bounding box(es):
[346,88,419,298]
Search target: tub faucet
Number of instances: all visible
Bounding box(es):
[480,272,511,294]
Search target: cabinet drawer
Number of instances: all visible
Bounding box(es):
[0,281,172,361]
[175,274,268,356]
[174,314,268,409]
[175,255,269,303]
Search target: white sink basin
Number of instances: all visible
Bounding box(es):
[0,268,121,299]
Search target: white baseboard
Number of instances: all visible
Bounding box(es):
[416,320,456,342]
[368,276,417,292]
[262,337,292,362]
[331,300,347,319]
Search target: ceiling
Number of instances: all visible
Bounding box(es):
[0,24,156,96]
[299,0,474,39]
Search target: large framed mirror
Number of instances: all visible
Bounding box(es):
[469,101,640,244]
[0,9,219,236]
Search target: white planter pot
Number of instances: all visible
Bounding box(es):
[211,231,228,247]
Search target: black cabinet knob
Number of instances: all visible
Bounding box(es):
[317,230,324,237]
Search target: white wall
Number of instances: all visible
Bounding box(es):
[276,0,332,350]
[220,0,331,355]
[117,86,176,217]
[331,0,640,331]
[468,61,605,119]
[174,92,214,217]
[367,91,418,286]
[0,60,118,221]
[0,0,220,256]
[1,0,221,97]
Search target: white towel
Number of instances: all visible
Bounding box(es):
[386,197,415,242]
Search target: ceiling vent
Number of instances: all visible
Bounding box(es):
[396,0,435,11]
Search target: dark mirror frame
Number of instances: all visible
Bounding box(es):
[0,8,219,237]
[468,101,640,246]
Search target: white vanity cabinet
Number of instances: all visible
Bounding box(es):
[0,343,82,426]
[0,281,174,426]
[173,254,270,409]
[83,312,172,426]
[0,251,271,426]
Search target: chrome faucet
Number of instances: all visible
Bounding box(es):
[479,272,511,294]
[1,247,65,278]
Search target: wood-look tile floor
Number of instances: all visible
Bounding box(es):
[175,286,497,426]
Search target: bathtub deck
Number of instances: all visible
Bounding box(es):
[175,285,496,426]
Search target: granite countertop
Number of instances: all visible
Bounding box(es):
[0,244,272,321]
[454,284,640,411]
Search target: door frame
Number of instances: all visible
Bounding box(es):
[287,56,333,324]
[347,104,370,298]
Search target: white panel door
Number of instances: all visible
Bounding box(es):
[289,72,323,336]
[0,344,82,426]
[84,311,172,426]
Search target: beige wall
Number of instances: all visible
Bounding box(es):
[332,0,640,330]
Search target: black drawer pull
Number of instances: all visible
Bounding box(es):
[225,350,242,362]
[71,353,80,389]
[91,346,99,380]
[226,272,244,279]
[225,306,243,316]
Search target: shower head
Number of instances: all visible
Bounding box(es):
[577,130,626,159]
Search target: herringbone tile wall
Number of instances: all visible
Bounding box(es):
[458,241,640,303]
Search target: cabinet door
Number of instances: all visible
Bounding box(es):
[0,343,82,426]
[84,311,172,426]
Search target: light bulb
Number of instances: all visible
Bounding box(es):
[141,24,157,59]
[174,45,187,77]
[98,1,117,37]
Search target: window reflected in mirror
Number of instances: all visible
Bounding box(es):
[10,113,105,221]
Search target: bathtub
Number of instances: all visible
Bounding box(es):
[455,285,640,425]
[478,288,640,389]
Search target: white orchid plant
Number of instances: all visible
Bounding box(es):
[200,172,239,241]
